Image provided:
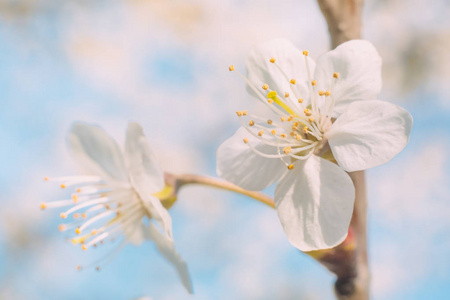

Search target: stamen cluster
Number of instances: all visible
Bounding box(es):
[41,175,146,269]
[230,52,340,169]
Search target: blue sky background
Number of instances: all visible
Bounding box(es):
[0,0,449,299]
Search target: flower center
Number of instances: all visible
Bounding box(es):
[229,50,339,170]
[41,175,147,270]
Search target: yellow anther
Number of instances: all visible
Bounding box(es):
[91,229,97,235]
[280,134,286,138]
[302,50,309,56]
[293,122,299,126]
[229,65,235,71]
[262,83,269,90]
[72,194,78,203]
[243,138,249,144]
[283,147,292,154]
[304,109,312,116]
[296,134,302,141]
[75,228,82,235]
[298,98,303,103]
[318,91,325,96]
[258,131,264,136]
[268,99,274,104]
[249,120,255,126]
[269,57,276,63]
[287,164,294,170]
[58,224,66,232]
[60,184,66,189]
[325,90,331,96]
[60,213,67,219]
[81,245,87,251]
[303,126,309,133]
[267,91,277,98]
[284,92,290,98]
[309,117,315,122]
[236,111,243,117]
[44,177,49,181]
[242,110,248,116]
[290,79,296,85]
[76,188,81,193]
[292,126,298,131]
[280,117,286,122]
[271,129,277,135]
[40,203,46,210]
[333,72,339,78]
[287,115,293,121]
[81,213,87,218]
[267,119,273,125]
[73,213,80,219]
[290,132,296,137]
[311,80,317,86]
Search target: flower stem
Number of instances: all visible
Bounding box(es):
[164,173,275,209]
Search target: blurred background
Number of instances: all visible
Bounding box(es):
[0,0,449,299]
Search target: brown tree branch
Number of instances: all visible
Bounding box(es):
[316,1,369,299]
[318,0,363,48]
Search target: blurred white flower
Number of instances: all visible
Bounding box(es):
[41,122,192,293]
[217,39,413,251]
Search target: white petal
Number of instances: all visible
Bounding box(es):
[314,40,382,116]
[125,122,173,239]
[125,220,145,245]
[325,100,413,172]
[67,122,128,181]
[274,156,355,251]
[246,38,314,105]
[125,122,164,193]
[216,127,286,191]
[144,223,193,294]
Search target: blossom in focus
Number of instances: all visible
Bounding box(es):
[41,122,193,293]
[217,39,413,251]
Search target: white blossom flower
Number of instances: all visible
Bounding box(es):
[41,122,193,293]
[217,39,413,251]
